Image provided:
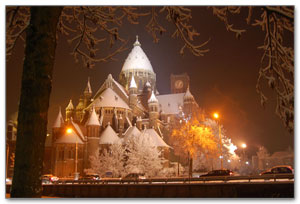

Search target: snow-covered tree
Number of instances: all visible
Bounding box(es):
[85,145,126,177]
[191,118,240,171]
[171,118,218,175]
[124,133,166,177]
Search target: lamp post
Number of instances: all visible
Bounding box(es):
[213,112,223,169]
[66,128,79,180]
[241,143,247,161]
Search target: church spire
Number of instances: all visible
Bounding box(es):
[84,77,92,94]
[133,35,141,47]
[184,85,194,101]
[148,91,158,103]
[66,99,74,110]
[86,106,100,126]
[130,75,137,89]
[53,107,64,128]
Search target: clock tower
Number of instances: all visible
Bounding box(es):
[170,73,190,94]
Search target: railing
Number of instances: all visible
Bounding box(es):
[53,174,294,185]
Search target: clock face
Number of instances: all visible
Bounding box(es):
[175,80,183,89]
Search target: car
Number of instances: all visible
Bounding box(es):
[123,173,146,180]
[42,174,59,184]
[200,169,234,177]
[260,165,294,176]
[81,174,100,181]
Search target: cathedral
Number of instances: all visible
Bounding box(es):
[6,36,200,178]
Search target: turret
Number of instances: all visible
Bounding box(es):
[129,75,138,110]
[84,77,92,107]
[86,107,100,168]
[52,107,64,164]
[118,114,124,137]
[65,100,74,121]
[183,86,196,117]
[148,91,159,129]
[141,81,152,109]
[76,95,85,122]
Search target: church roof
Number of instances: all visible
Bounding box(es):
[184,86,194,100]
[86,107,100,126]
[93,74,129,101]
[84,77,92,94]
[66,99,74,110]
[142,128,170,148]
[148,91,158,103]
[121,36,154,73]
[71,120,85,141]
[130,75,137,89]
[156,93,185,114]
[53,107,64,128]
[99,124,121,145]
[91,87,130,110]
[123,125,141,141]
[55,127,84,144]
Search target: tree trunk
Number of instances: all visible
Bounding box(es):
[10,7,62,198]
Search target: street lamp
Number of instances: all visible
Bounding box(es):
[66,127,79,180]
[241,143,247,159]
[213,112,223,169]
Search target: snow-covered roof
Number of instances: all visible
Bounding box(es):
[66,99,74,110]
[53,107,64,128]
[121,36,154,73]
[123,125,141,141]
[184,86,194,100]
[93,74,129,101]
[130,75,137,89]
[71,120,85,141]
[142,128,170,148]
[145,81,151,87]
[99,124,121,145]
[86,107,100,126]
[156,93,185,114]
[148,91,158,103]
[84,77,92,94]
[91,87,130,109]
[55,129,84,144]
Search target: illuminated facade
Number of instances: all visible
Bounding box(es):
[49,36,200,177]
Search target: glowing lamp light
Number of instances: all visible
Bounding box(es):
[245,161,249,165]
[241,143,247,148]
[227,160,231,163]
[66,128,73,134]
[213,113,219,119]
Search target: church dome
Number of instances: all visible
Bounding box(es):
[121,36,154,73]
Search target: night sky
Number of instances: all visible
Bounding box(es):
[6,6,294,155]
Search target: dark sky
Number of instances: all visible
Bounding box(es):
[6,6,294,155]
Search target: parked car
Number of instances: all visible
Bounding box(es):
[81,174,100,181]
[42,174,59,184]
[260,165,294,175]
[200,169,234,177]
[123,173,146,180]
